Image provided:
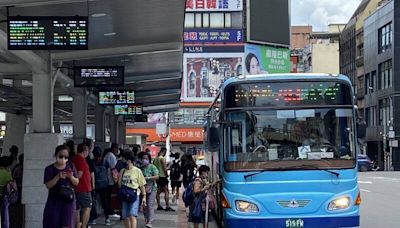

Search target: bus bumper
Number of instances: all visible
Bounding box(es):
[224,216,359,228]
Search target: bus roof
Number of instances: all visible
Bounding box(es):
[221,73,352,89]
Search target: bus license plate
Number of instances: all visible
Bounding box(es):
[285,218,304,228]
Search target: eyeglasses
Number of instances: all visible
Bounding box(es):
[58,155,69,160]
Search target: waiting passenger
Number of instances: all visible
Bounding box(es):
[118,151,147,228]
[139,152,159,228]
[43,145,79,228]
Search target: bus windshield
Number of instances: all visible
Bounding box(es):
[223,82,355,171]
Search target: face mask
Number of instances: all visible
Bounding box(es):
[142,159,149,166]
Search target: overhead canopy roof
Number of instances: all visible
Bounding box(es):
[0,0,184,119]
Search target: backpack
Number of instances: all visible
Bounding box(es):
[182,182,195,207]
[170,161,181,181]
[3,180,18,204]
[94,164,109,189]
[182,178,201,207]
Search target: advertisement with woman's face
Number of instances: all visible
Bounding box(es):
[245,44,291,75]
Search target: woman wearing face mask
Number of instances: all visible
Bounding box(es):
[43,145,79,228]
[138,152,159,228]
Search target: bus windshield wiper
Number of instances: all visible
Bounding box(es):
[243,165,339,181]
[283,164,340,177]
[244,170,269,181]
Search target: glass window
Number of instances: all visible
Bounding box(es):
[210,13,224,28]
[224,108,355,171]
[378,60,392,90]
[231,12,242,28]
[203,13,210,28]
[225,13,231,28]
[195,13,202,28]
[185,13,195,28]
[378,23,392,54]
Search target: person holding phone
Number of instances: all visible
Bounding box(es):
[43,145,79,228]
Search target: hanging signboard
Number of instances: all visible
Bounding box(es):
[8,16,88,50]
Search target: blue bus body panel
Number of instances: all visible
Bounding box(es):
[222,169,359,228]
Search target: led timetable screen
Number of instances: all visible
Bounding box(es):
[8,16,88,50]
[74,66,124,87]
[99,91,135,105]
[225,82,352,108]
[114,104,143,115]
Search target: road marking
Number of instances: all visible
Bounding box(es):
[360,189,371,193]
[358,181,373,184]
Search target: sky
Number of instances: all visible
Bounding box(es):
[291,0,362,31]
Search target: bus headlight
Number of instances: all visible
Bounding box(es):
[235,200,259,213]
[328,196,351,211]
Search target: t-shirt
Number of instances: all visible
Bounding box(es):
[120,167,146,194]
[43,163,77,200]
[103,152,117,186]
[153,156,166,177]
[141,164,159,192]
[72,155,92,193]
[0,169,12,196]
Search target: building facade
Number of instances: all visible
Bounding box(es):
[363,0,399,170]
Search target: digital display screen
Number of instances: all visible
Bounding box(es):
[123,114,148,123]
[74,66,124,87]
[114,104,143,115]
[99,91,135,105]
[8,16,88,50]
[225,81,352,108]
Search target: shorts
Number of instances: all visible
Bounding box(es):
[157,177,169,188]
[76,192,93,209]
[122,198,140,219]
[171,180,182,189]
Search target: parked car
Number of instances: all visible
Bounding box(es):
[357,154,373,172]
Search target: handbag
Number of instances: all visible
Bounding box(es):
[118,185,137,203]
[57,185,75,203]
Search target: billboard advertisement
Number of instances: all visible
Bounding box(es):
[184,29,243,43]
[185,0,243,11]
[244,44,290,75]
[183,53,243,101]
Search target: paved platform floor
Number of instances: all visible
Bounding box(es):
[91,193,219,228]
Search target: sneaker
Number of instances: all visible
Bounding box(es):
[165,206,175,212]
[146,223,152,228]
[157,206,165,211]
[88,220,96,225]
[105,219,111,226]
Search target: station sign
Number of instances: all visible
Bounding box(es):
[184,29,243,43]
[185,0,242,11]
[74,66,125,87]
[8,16,88,50]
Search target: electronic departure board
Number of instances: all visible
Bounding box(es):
[8,16,88,50]
[225,81,352,108]
[99,91,135,105]
[115,104,143,116]
[74,66,124,87]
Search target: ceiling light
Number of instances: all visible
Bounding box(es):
[91,13,107,18]
[104,32,116,36]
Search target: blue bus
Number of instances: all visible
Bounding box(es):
[204,74,366,228]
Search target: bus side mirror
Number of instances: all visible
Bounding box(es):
[357,123,367,139]
[208,127,220,152]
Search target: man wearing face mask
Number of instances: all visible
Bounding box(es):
[302,129,330,148]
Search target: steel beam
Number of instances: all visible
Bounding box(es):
[51,42,182,61]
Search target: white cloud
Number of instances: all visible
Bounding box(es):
[291,0,362,30]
